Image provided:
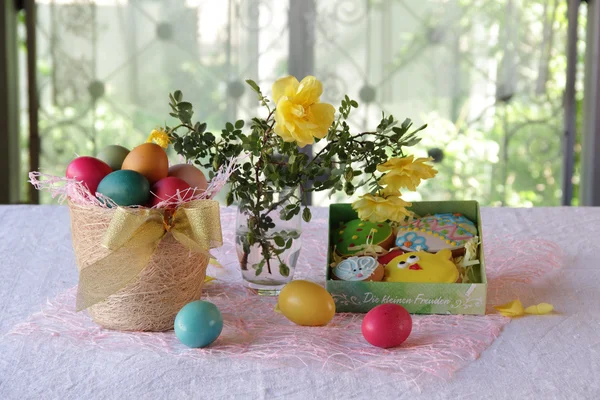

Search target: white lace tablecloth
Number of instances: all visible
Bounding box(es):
[0,205,598,399]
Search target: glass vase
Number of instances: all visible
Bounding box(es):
[235,187,302,295]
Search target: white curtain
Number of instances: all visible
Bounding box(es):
[30,0,575,206]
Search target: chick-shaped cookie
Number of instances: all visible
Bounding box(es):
[383,249,458,283]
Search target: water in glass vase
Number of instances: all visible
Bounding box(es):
[235,228,302,294]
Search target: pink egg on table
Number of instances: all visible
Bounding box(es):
[66,156,113,195]
[168,164,208,193]
[361,304,412,348]
[150,176,193,207]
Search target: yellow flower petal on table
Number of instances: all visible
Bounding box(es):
[377,155,438,192]
[271,75,335,148]
[494,299,525,317]
[204,276,216,284]
[524,303,554,315]
[352,194,412,223]
[146,128,171,149]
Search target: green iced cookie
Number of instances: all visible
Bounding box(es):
[333,219,394,256]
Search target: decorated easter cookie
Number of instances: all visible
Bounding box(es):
[396,213,477,254]
[383,249,459,283]
[333,219,394,256]
[378,249,405,266]
[332,256,384,282]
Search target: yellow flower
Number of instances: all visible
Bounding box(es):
[381,185,401,197]
[272,76,335,148]
[351,194,412,223]
[377,155,438,192]
[147,128,171,149]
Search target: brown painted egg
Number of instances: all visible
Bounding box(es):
[121,143,168,185]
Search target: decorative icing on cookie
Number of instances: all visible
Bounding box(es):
[383,249,458,283]
[333,219,394,256]
[332,256,384,281]
[396,213,477,253]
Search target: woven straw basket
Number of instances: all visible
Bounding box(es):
[68,202,209,332]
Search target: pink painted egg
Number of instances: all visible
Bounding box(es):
[361,304,412,348]
[66,156,112,195]
[168,164,208,193]
[150,176,192,207]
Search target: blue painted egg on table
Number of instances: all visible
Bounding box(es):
[174,300,223,348]
[96,170,150,206]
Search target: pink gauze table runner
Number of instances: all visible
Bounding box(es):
[8,207,562,389]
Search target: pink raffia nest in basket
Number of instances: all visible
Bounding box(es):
[29,161,235,332]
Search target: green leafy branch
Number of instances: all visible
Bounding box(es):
[163,80,425,277]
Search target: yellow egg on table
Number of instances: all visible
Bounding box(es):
[277,280,335,326]
[121,143,168,185]
[168,163,208,193]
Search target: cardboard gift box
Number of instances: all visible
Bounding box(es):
[326,201,487,315]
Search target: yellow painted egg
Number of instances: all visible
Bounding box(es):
[168,163,208,193]
[121,143,168,185]
[277,280,335,326]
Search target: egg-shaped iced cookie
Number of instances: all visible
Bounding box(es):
[396,213,477,255]
[332,256,384,282]
[333,219,394,257]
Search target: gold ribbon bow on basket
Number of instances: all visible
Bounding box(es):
[76,200,222,311]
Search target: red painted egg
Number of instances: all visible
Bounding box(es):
[361,304,412,348]
[150,177,192,207]
[66,156,112,195]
